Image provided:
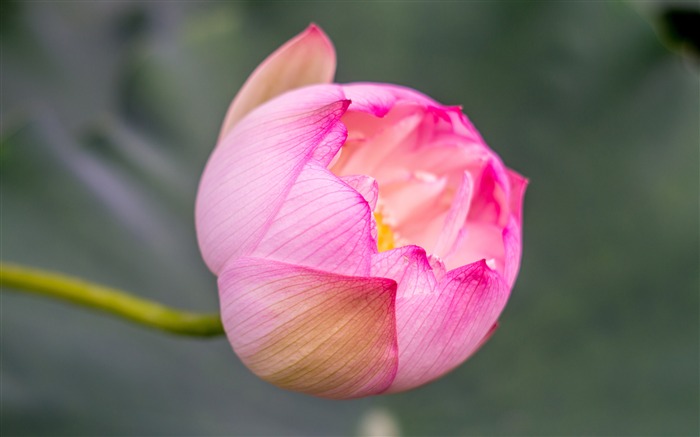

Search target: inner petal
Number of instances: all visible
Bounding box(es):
[443,221,506,273]
[328,101,507,265]
[335,109,424,177]
[381,173,447,226]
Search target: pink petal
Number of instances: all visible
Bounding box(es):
[383,141,490,183]
[438,168,526,274]
[397,210,449,259]
[443,106,487,146]
[502,218,522,289]
[341,174,379,210]
[196,86,349,274]
[338,110,425,178]
[251,163,375,276]
[467,158,511,228]
[380,257,508,393]
[428,254,447,282]
[433,171,474,258]
[342,83,438,116]
[218,24,336,139]
[218,257,398,399]
[382,172,448,226]
[371,245,437,300]
[503,170,527,287]
[443,221,505,273]
[343,84,397,117]
[507,169,528,224]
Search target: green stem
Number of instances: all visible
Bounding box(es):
[0,262,224,337]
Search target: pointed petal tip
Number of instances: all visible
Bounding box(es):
[454,258,504,286]
[305,23,328,38]
[306,22,321,31]
[475,257,491,270]
[217,24,338,141]
[508,168,529,187]
[299,23,335,54]
[474,258,505,282]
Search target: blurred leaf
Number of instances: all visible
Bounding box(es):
[660,7,700,58]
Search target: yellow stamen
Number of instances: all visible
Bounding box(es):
[373,212,396,252]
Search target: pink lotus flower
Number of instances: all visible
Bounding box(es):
[195,25,526,399]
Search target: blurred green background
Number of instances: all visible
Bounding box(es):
[1,1,698,435]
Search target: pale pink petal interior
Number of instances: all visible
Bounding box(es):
[433,171,473,257]
[444,222,506,274]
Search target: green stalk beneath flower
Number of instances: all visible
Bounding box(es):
[0,263,225,337]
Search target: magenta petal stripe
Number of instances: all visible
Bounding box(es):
[218,257,399,399]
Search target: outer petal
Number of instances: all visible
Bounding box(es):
[219,24,336,139]
[507,169,528,224]
[219,257,398,399]
[371,245,437,300]
[502,218,522,289]
[440,166,526,274]
[251,163,375,276]
[196,86,349,274]
[503,169,528,287]
[371,249,508,393]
